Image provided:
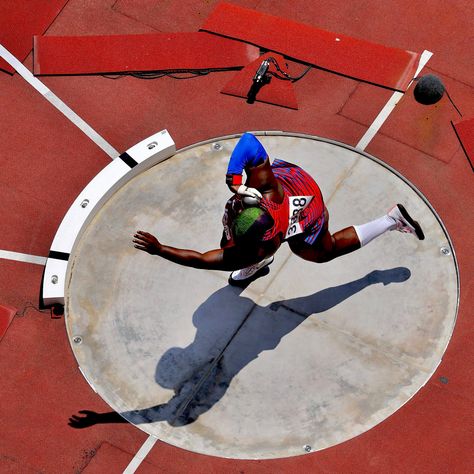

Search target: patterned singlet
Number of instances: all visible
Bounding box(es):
[260,159,325,244]
[222,159,325,246]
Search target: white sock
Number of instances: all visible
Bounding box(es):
[353,215,396,247]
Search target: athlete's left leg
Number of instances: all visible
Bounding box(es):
[288,217,360,263]
[289,204,424,263]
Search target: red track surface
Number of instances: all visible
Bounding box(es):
[1,1,473,473]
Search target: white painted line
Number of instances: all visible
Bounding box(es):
[355,90,403,151]
[123,435,158,474]
[356,50,433,151]
[0,250,47,266]
[414,50,434,79]
[0,43,119,159]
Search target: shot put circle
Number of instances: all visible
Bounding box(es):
[65,133,458,459]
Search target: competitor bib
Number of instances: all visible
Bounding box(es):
[285,195,313,239]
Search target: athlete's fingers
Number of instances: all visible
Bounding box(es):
[237,185,262,200]
[134,242,155,253]
[134,233,153,242]
[136,230,155,239]
[134,231,160,255]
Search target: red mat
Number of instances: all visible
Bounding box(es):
[33,32,260,75]
[452,117,474,171]
[0,0,68,74]
[0,304,16,341]
[201,2,421,91]
[222,53,298,109]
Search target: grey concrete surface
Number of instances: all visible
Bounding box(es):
[65,134,458,459]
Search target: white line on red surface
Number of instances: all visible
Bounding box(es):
[356,50,433,151]
[0,44,119,159]
[123,435,158,474]
[0,250,47,266]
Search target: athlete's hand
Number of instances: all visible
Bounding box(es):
[133,231,161,255]
[237,184,262,203]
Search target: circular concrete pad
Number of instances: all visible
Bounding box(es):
[66,134,458,459]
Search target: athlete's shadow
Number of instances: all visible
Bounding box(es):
[69,267,410,429]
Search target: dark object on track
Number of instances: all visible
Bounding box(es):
[414,74,445,105]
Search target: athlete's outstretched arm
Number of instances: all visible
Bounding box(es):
[133,231,264,271]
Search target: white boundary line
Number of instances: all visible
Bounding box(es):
[123,435,158,474]
[0,250,47,266]
[356,50,433,151]
[0,44,119,159]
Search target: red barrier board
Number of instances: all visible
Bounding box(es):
[222,53,298,109]
[453,117,474,171]
[0,304,16,341]
[201,2,421,91]
[33,32,260,75]
[0,0,68,74]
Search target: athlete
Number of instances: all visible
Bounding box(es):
[133,133,424,284]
